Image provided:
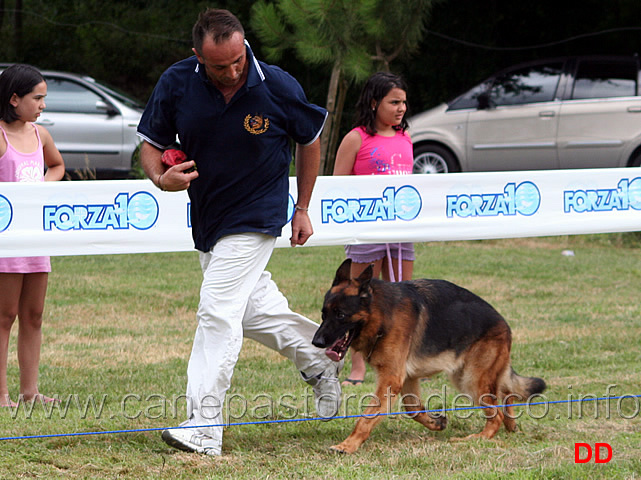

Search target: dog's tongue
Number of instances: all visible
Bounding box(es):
[325,349,342,362]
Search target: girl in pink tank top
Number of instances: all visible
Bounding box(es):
[333,72,416,386]
[0,64,65,407]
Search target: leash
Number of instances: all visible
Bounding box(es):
[372,242,403,360]
[385,243,403,282]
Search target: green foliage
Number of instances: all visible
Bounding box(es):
[251,0,434,82]
[250,0,437,173]
[4,0,640,116]
[128,144,145,179]
[0,1,255,101]
[248,1,292,62]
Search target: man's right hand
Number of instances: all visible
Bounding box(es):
[159,161,199,191]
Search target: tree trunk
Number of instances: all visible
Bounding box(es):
[323,74,348,176]
[319,60,341,176]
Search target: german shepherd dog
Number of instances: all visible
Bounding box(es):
[312,259,546,454]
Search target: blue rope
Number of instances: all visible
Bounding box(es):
[1,395,639,442]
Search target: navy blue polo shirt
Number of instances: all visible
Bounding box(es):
[137,42,327,253]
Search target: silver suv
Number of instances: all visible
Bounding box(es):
[409,55,641,173]
[1,66,143,178]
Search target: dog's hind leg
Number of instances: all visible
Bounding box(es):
[501,391,518,432]
[473,391,505,440]
[450,388,505,441]
[452,335,511,441]
[500,367,546,433]
[401,377,447,432]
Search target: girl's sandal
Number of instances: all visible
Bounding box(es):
[1,395,18,408]
[341,378,364,386]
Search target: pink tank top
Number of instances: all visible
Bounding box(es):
[0,123,45,182]
[351,126,413,176]
[0,123,50,273]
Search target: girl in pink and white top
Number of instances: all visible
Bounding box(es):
[0,64,65,407]
[333,72,415,386]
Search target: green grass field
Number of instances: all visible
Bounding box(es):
[1,236,640,479]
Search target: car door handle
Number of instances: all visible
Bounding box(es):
[539,111,556,118]
[627,106,641,113]
[37,120,55,126]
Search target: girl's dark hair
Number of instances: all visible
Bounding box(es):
[353,71,409,135]
[0,64,45,123]
[192,8,244,55]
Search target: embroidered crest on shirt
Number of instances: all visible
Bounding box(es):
[244,114,270,135]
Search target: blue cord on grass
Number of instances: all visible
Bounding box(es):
[1,395,639,442]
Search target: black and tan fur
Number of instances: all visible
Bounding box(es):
[312,259,546,454]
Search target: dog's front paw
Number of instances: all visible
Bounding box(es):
[432,413,447,430]
[329,445,348,454]
[422,413,447,431]
[330,441,358,454]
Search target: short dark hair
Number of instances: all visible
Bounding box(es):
[353,71,410,136]
[0,64,45,123]
[192,8,244,55]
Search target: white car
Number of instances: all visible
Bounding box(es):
[1,65,144,178]
[409,55,641,173]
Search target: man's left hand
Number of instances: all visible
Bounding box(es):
[290,209,313,246]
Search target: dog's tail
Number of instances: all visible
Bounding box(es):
[504,367,547,400]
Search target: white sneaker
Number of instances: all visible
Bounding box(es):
[304,360,344,420]
[161,421,222,456]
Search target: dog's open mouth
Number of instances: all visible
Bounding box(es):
[325,329,355,362]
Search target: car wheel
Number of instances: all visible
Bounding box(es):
[630,151,641,167]
[413,144,459,174]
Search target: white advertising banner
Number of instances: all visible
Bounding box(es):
[1,168,640,258]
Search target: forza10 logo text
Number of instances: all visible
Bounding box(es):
[564,178,641,213]
[43,192,159,231]
[446,182,541,218]
[321,186,422,224]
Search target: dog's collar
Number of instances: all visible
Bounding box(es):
[366,332,384,362]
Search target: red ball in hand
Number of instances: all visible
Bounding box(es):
[161,149,188,167]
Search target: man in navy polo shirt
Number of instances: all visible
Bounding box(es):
[137,8,342,456]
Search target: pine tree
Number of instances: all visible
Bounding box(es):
[251,0,435,174]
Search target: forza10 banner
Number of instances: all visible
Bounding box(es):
[1,168,640,258]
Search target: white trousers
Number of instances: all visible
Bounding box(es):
[185,233,330,439]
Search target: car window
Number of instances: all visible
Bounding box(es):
[571,59,638,99]
[44,77,108,114]
[92,82,144,110]
[448,82,491,110]
[489,62,563,106]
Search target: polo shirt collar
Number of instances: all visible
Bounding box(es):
[244,40,265,87]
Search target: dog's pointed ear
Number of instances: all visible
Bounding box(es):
[333,259,352,286]
[357,264,374,298]
[357,263,374,285]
